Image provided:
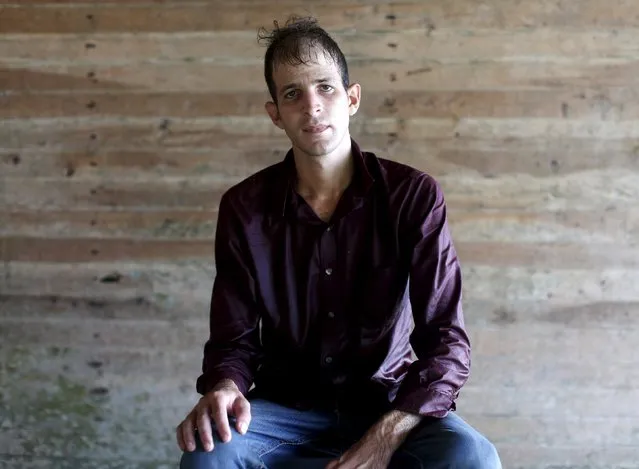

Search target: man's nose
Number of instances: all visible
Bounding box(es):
[302,92,322,115]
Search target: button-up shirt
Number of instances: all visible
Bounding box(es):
[196,139,471,418]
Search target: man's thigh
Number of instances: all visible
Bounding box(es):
[390,412,502,469]
[179,398,337,469]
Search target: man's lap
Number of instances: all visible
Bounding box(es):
[179,398,501,469]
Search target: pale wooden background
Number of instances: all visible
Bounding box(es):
[1,1,639,468]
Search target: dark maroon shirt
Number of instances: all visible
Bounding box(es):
[196,139,470,418]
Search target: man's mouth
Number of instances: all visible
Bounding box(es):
[303,125,329,134]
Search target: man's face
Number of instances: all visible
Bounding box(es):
[265,50,360,158]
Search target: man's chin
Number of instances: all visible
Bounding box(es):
[294,140,334,158]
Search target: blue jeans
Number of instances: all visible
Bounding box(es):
[180,398,501,469]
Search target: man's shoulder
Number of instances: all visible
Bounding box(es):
[369,153,441,197]
[221,160,286,214]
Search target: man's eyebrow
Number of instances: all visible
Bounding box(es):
[279,78,333,94]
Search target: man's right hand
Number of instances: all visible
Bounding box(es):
[176,379,252,452]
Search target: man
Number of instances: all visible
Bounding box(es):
[177,16,501,469]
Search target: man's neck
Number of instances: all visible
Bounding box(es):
[293,139,354,201]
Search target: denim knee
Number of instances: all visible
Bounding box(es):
[446,431,501,469]
[400,427,501,469]
[179,430,261,469]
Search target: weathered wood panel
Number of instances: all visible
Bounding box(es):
[3,208,638,245]
[2,89,636,120]
[0,317,209,349]
[3,340,639,467]
[471,355,639,390]
[3,138,639,180]
[0,343,189,465]
[463,266,639,302]
[1,320,638,386]
[2,179,229,210]
[2,237,638,269]
[6,118,639,155]
[4,261,638,305]
[6,29,639,63]
[5,60,639,92]
[492,447,639,469]
[1,262,214,300]
[4,291,639,333]
[1,237,214,262]
[2,1,639,34]
[5,171,637,212]
[0,209,220,238]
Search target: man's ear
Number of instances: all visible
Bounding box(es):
[347,83,361,116]
[265,101,284,129]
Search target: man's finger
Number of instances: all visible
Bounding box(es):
[324,460,340,469]
[176,423,186,452]
[232,397,251,434]
[212,402,233,443]
[197,407,215,452]
[181,415,197,452]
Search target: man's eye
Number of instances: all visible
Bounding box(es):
[284,90,298,99]
[320,85,334,92]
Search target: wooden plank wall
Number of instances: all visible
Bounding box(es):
[1,1,639,467]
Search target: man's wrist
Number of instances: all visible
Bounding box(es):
[212,378,239,392]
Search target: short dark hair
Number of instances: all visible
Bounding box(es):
[258,16,350,104]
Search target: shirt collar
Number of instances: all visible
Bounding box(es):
[276,138,375,217]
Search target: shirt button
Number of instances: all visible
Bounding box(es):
[326,226,332,232]
[325,356,333,364]
[325,268,333,276]
[327,311,335,319]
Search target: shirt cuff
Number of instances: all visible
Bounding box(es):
[392,387,457,418]
[196,368,252,397]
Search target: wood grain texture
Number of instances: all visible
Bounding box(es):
[6,116,639,150]
[463,266,639,302]
[3,136,639,179]
[459,413,639,447]
[5,289,638,334]
[1,237,214,262]
[3,179,230,210]
[3,265,638,329]
[1,318,637,378]
[2,261,213,296]
[5,29,639,63]
[471,353,639,390]
[459,386,639,418]
[2,1,639,34]
[492,446,639,469]
[0,343,191,464]
[4,171,638,212]
[464,298,639,329]
[5,60,639,92]
[3,89,638,120]
[0,317,208,349]
[5,261,639,304]
[3,208,638,244]
[2,237,638,268]
[3,340,637,468]
[0,209,219,238]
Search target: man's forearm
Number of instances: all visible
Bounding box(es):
[370,409,423,450]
